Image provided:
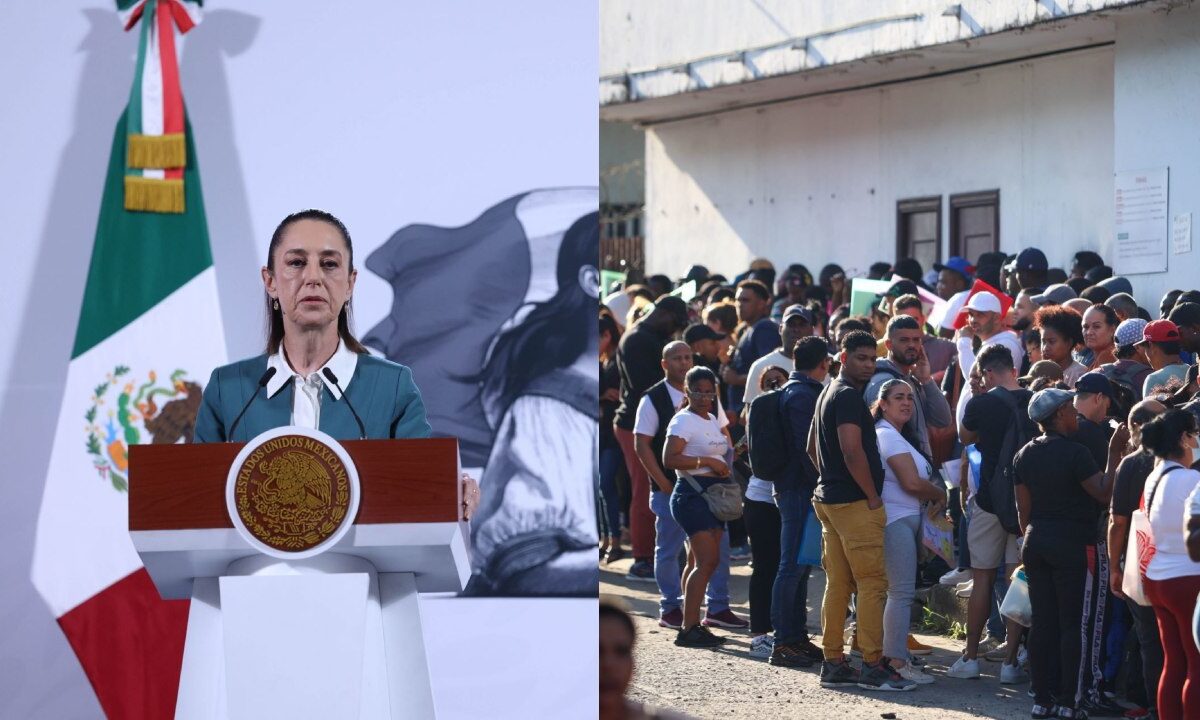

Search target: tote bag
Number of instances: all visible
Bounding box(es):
[797,504,822,567]
[1122,466,1180,606]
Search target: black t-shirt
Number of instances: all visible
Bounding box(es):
[813,377,884,504]
[613,324,669,430]
[1070,416,1114,470]
[1111,450,1156,518]
[600,358,620,450]
[962,387,1037,500]
[1013,433,1102,545]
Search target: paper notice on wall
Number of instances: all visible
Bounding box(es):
[1114,167,1169,274]
[1173,213,1192,255]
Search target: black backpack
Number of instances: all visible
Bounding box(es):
[987,388,1032,535]
[746,384,793,482]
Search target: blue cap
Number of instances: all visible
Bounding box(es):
[1028,387,1075,423]
[933,256,975,283]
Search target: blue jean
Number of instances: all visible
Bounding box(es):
[597,447,623,538]
[650,489,730,615]
[771,486,813,645]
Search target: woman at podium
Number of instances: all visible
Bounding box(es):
[193,209,478,518]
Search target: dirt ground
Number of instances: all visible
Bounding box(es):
[601,554,1046,720]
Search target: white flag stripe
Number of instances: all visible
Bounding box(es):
[32,268,227,617]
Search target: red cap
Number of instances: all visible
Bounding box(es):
[1140,319,1181,344]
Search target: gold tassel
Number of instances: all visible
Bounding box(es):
[127,133,187,169]
[124,176,185,214]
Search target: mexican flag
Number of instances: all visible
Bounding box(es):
[30,2,225,717]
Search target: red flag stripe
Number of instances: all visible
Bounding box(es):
[157,1,184,137]
[57,568,188,720]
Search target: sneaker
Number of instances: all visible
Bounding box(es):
[604,546,626,564]
[674,624,726,648]
[730,543,752,561]
[857,658,918,691]
[907,634,934,655]
[1001,661,1030,684]
[1056,707,1088,719]
[946,654,982,679]
[819,657,861,688]
[978,635,1004,655]
[1079,697,1121,717]
[749,634,774,659]
[1031,703,1059,719]
[940,567,972,586]
[1018,645,1029,668]
[625,559,655,582]
[956,579,974,598]
[769,641,815,668]
[984,640,1012,661]
[795,637,826,661]
[658,608,683,630]
[910,654,928,668]
[893,660,935,685]
[703,608,749,629]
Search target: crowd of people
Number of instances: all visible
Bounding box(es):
[599,247,1200,719]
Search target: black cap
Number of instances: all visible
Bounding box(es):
[655,295,689,328]
[1075,371,1116,401]
[684,323,726,344]
[1010,248,1048,273]
[1073,251,1104,271]
[1169,302,1200,328]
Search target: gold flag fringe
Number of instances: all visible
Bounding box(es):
[124,176,185,214]
[127,133,186,169]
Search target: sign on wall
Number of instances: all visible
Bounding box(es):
[1114,167,1169,275]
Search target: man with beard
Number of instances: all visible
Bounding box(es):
[866,315,953,459]
[891,294,957,382]
[1011,288,1041,333]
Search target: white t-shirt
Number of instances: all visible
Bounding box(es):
[743,349,790,404]
[633,383,728,436]
[1144,461,1200,581]
[742,349,792,503]
[955,330,1026,433]
[875,420,931,524]
[666,410,730,477]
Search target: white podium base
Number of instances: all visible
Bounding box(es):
[175,554,436,720]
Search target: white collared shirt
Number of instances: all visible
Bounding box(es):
[266,340,359,429]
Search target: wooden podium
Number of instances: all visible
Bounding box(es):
[129,435,470,720]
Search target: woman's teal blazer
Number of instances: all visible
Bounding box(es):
[193,353,432,443]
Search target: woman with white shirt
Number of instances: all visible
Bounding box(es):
[873,379,948,684]
[1140,409,1200,720]
[664,366,735,648]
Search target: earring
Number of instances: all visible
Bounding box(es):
[273,298,280,310]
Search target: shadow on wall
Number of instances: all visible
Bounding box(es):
[0,9,260,717]
[181,9,262,360]
[363,188,601,596]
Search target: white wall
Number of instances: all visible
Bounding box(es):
[1114,5,1200,310]
[0,2,596,717]
[643,46,1114,281]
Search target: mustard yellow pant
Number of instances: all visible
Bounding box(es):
[813,498,888,663]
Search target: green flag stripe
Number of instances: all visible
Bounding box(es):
[115,0,142,11]
[71,110,213,359]
[124,1,151,138]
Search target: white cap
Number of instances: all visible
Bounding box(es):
[965,291,1002,314]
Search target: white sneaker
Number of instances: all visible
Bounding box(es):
[956,579,973,598]
[894,661,935,685]
[1017,646,1028,668]
[946,655,981,679]
[940,567,971,586]
[749,634,774,659]
[999,661,1029,684]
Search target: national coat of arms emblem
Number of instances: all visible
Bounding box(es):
[84,365,202,492]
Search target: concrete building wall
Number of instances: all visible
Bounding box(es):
[600,121,644,206]
[643,45,1114,280]
[1114,6,1200,310]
